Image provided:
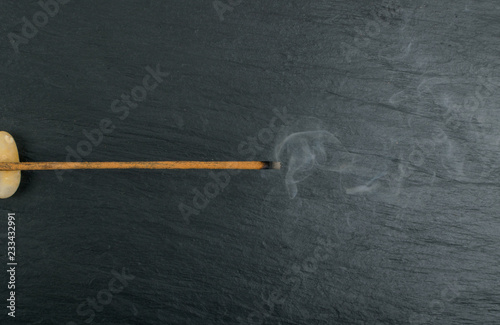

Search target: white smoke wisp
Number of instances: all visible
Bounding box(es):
[344,170,388,195]
[275,130,353,199]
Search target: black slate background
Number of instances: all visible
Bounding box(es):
[1,0,500,324]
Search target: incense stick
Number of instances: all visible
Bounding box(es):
[0,130,281,199]
[0,161,282,171]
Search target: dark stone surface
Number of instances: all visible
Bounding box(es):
[1,0,500,324]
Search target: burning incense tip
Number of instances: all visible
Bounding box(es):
[264,161,281,170]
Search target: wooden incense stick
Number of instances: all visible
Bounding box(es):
[0,131,281,198]
[0,161,281,171]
